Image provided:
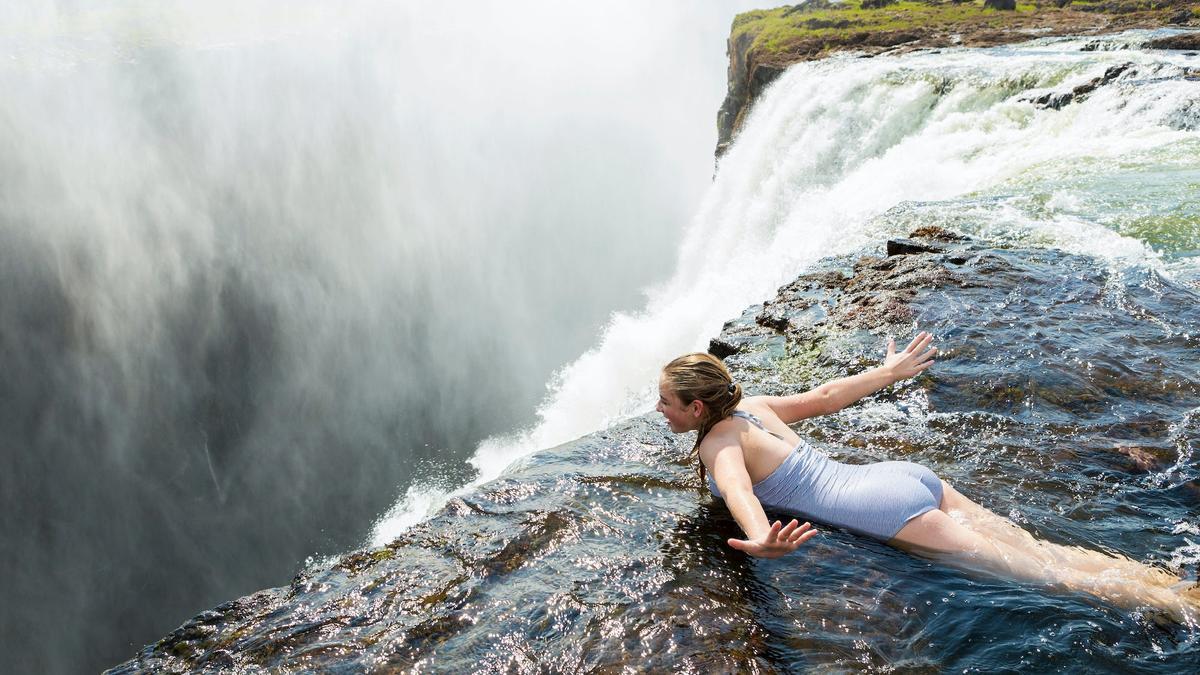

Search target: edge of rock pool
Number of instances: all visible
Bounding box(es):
[108,227,1200,672]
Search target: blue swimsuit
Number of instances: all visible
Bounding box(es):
[706,411,943,541]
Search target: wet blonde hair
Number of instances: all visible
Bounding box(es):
[661,353,743,485]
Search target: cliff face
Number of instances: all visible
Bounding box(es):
[715,0,1200,157]
[715,29,785,158]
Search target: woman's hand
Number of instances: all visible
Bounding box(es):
[727,519,817,558]
[883,331,937,383]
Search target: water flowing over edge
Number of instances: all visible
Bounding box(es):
[2,5,780,671]
[366,31,1200,552]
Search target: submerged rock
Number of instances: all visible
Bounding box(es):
[109,232,1200,672]
[1024,62,1135,110]
[1147,31,1200,50]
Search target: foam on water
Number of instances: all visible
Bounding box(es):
[368,36,1200,549]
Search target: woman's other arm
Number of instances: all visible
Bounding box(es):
[756,331,937,424]
[701,433,816,558]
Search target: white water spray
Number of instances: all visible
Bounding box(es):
[2,3,772,671]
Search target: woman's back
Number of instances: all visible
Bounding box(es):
[705,403,943,541]
[704,408,808,495]
[709,398,799,484]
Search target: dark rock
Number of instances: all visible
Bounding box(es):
[1101,63,1133,83]
[836,290,916,328]
[197,650,235,668]
[783,0,836,17]
[1080,39,1132,52]
[847,252,967,293]
[781,2,807,17]
[887,239,946,256]
[755,308,791,332]
[1147,32,1200,50]
[1168,9,1193,25]
[1165,98,1200,131]
[717,62,785,159]
[753,64,785,92]
[804,17,851,30]
[787,270,852,290]
[1029,62,1132,110]
[861,0,898,9]
[1115,445,1168,473]
[1035,91,1074,110]
[984,0,1016,9]
[194,610,223,624]
[909,226,967,242]
[871,31,922,48]
[1051,92,1074,109]
[708,337,740,358]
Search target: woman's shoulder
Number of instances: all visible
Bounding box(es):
[733,399,799,447]
[704,414,743,439]
[698,413,746,454]
[737,397,784,423]
[703,401,780,442]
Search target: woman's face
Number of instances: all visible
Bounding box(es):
[656,380,700,433]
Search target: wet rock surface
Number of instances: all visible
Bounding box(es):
[110,232,1200,673]
[1148,30,1200,49]
[1024,62,1135,110]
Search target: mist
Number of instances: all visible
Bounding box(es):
[0,1,763,671]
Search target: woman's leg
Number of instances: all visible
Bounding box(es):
[893,482,1197,622]
[937,482,1050,555]
[939,481,1180,586]
[889,508,1055,582]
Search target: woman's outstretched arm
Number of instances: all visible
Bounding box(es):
[701,432,817,558]
[757,331,937,424]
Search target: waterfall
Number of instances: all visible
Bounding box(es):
[0,1,766,672]
[369,35,1200,547]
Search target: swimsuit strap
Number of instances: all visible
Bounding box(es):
[730,410,785,441]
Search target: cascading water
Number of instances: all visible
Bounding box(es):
[370,32,1200,567]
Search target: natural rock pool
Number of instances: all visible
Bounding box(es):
[111,232,1200,672]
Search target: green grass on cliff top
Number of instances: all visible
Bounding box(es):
[731,1,1098,59]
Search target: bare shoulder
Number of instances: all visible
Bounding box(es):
[696,418,743,463]
[739,396,785,423]
[737,397,801,445]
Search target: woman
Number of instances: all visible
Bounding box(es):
[657,333,1198,622]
